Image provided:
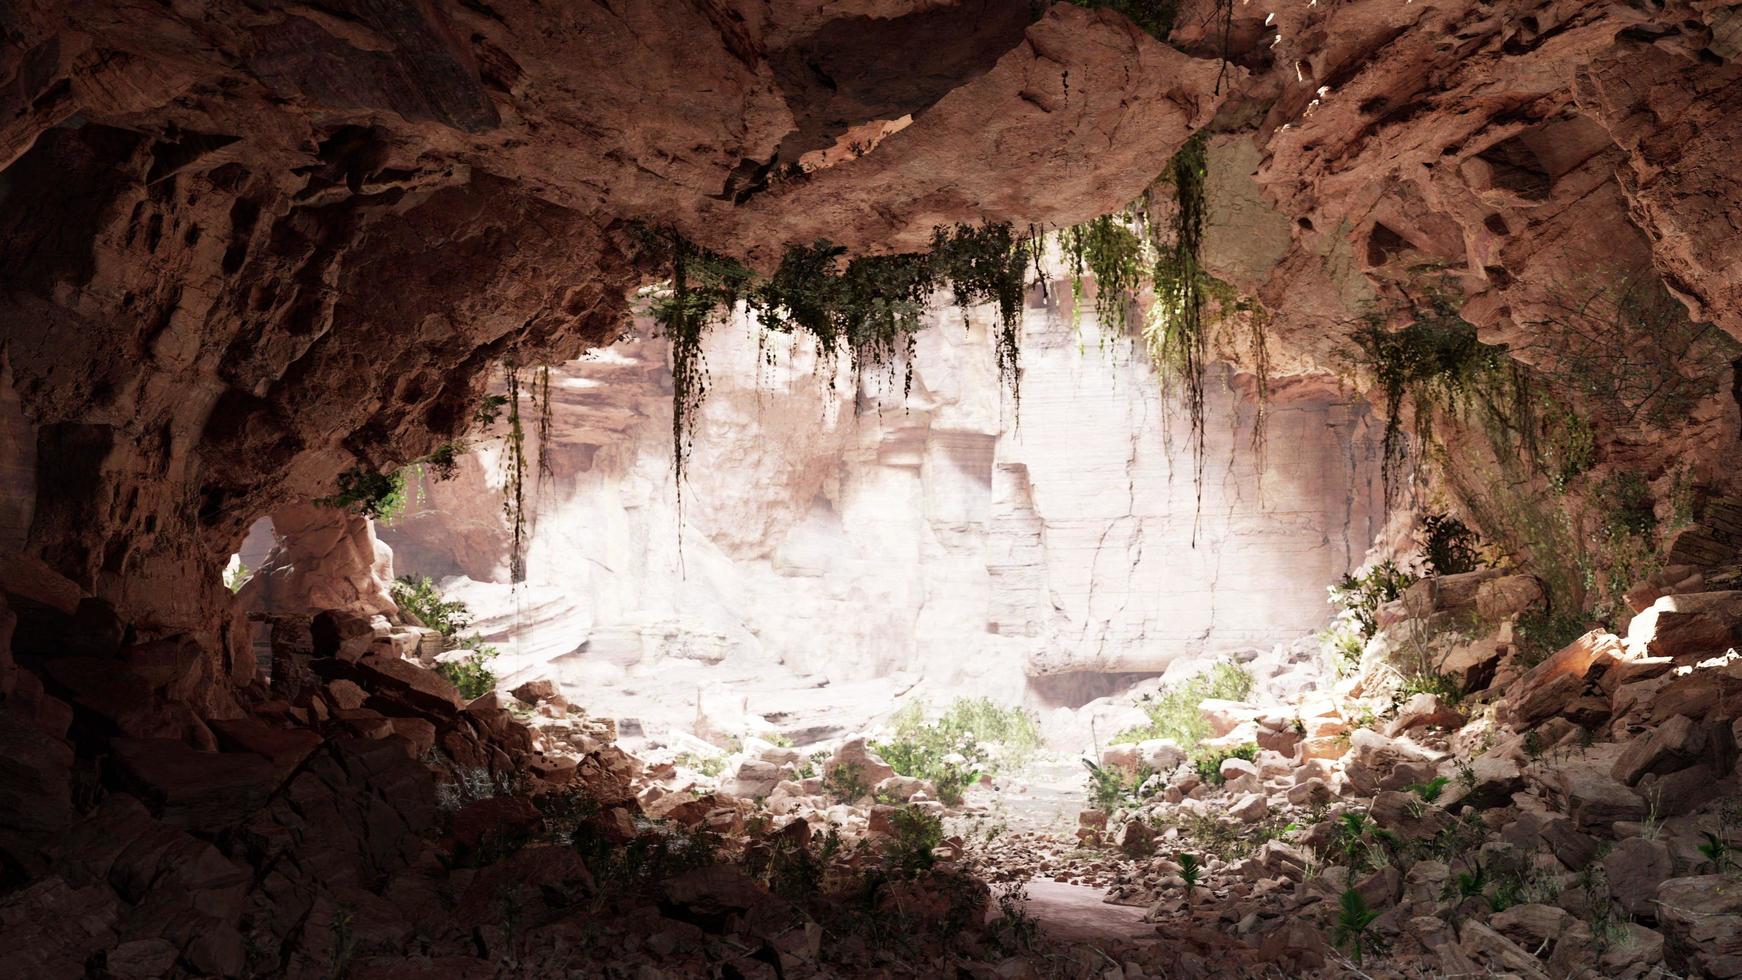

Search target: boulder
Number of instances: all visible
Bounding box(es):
[510,679,559,705]
[1456,920,1550,979]
[1604,837,1672,918]
[108,738,278,834]
[828,738,895,787]
[1117,818,1155,857]
[1499,630,1622,728]
[1611,714,1726,785]
[1228,792,1268,824]
[1625,591,1742,662]
[1638,763,1731,818]
[1530,747,1647,830]
[352,654,463,716]
[1656,876,1742,977]
[1475,574,1544,622]
[873,775,931,803]
[1199,699,1257,738]
[1136,738,1186,772]
[727,760,783,799]
[1218,756,1259,782]
[1383,693,1463,737]
[1342,729,1438,796]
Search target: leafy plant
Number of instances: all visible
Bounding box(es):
[873,697,1039,805]
[1081,759,1153,812]
[315,466,407,522]
[1328,560,1416,640]
[1145,131,1214,509]
[1065,0,1180,39]
[1194,743,1259,786]
[1513,606,1589,670]
[1332,887,1381,965]
[1177,851,1202,895]
[224,559,251,593]
[884,806,944,877]
[823,761,871,804]
[1113,659,1255,754]
[1333,811,1398,875]
[1407,776,1450,803]
[1353,293,1508,505]
[391,576,472,637]
[435,637,499,701]
[1698,831,1735,872]
[1420,512,1482,576]
[673,752,727,778]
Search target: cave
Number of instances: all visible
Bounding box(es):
[4,1,1742,977]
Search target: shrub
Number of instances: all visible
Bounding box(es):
[1333,887,1381,964]
[436,637,499,700]
[316,466,407,522]
[822,762,870,804]
[1113,660,1255,755]
[1193,743,1258,786]
[673,752,727,778]
[1327,560,1416,640]
[1420,512,1482,576]
[872,697,1040,805]
[391,575,473,638]
[1081,758,1153,812]
[883,806,944,877]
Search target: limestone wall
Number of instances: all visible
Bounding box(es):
[378,273,1385,721]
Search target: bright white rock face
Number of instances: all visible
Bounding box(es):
[376,268,1385,741]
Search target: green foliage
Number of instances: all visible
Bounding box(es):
[873,698,1040,805]
[1407,776,1450,803]
[1113,659,1255,753]
[473,393,509,426]
[224,559,250,594]
[673,752,727,778]
[391,576,472,638]
[316,466,407,522]
[1394,670,1465,708]
[1146,132,1214,501]
[1327,560,1417,640]
[1519,268,1740,433]
[883,806,944,877]
[1598,471,1658,539]
[1542,404,1595,493]
[1420,512,1482,576]
[1332,811,1398,875]
[1194,743,1258,786]
[421,441,465,481]
[1081,759,1153,812]
[577,821,719,889]
[1064,0,1180,39]
[1063,213,1146,335]
[1333,887,1381,965]
[1698,831,1735,873]
[931,223,1033,404]
[823,761,871,804]
[636,223,1035,503]
[1177,852,1202,894]
[1353,295,1508,505]
[435,637,499,701]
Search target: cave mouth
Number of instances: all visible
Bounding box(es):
[6,0,1742,974]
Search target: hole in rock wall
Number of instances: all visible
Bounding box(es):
[240,259,1389,766]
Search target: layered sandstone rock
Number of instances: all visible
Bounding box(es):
[371,260,1385,735]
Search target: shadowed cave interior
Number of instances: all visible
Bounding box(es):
[3,1,1742,977]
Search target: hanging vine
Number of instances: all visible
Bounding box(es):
[534,365,554,483]
[636,221,1033,502]
[1351,289,1509,507]
[1145,131,1213,513]
[501,362,529,583]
